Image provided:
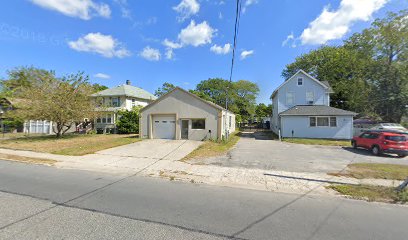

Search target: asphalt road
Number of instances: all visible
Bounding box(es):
[0,160,407,240]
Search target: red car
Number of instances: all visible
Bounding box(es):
[351,131,408,158]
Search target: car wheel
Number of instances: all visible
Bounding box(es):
[352,141,357,149]
[371,145,381,156]
[397,154,406,158]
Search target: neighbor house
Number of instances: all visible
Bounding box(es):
[271,70,357,139]
[139,87,235,141]
[91,80,157,133]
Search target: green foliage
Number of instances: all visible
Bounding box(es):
[193,78,259,121]
[116,106,142,134]
[283,10,408,122]
[155,82,176,97]
[91,83,108,93]
[2,118,24,131]
[255,103,272,118]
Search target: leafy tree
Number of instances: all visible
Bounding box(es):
[194,78,259,121]
[4,67,97,137]
[92,83,108,93]
[155,82,176,97]
[255,103,272,118]
[116,106,142,134]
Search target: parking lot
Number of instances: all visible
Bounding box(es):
[193,132,408,174]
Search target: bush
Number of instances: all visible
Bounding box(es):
[116,106,142,134]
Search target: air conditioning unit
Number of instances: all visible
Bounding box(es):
[307,101,314,105]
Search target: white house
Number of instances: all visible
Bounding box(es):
[91,80,157,133]
[140,87,235,141]
[271,70,357,139]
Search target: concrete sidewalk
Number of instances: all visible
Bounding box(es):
[0,147,403,196]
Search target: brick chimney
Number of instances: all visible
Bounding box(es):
[126,80,131,85]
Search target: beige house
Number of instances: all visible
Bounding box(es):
[140,87,235,141]
[91,80,157,133]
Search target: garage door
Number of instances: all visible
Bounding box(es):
[153,115,176,139]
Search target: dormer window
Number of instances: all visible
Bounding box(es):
[297,78,303,86]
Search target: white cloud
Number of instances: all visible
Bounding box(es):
[139,46,161,61]
[163,39,183,49]
[68,33,130,58]
[114,0,131,19]
[300,0,389,45]
[94,73,110,79]
[282,32,297,48]
[173,0,200,22]
[219,12,223,19]
[178,20,216,47]
[240,50,254,60]
[210,43,231,55]
[242,0,258,13]
[31,0,111,20]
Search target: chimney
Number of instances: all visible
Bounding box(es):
[126,80,131,85]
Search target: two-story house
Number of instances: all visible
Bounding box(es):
[271,70,357,139]
[91,80,157,133]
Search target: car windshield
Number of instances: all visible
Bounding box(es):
[385,136,406,142]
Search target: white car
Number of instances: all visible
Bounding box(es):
[370,123,407,132]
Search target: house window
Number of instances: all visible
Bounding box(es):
[310,117,337,127]
[297,78,303,86]
[107,114,112,124]
[97,118,101,123]
[102,116,106,123]
[132,99,136,107]
[286,92,295,105]
[229,116,232,128]
[111,97,120,107]
[330,117,337,127]
[192,119,205,129]
[306,91,314,104]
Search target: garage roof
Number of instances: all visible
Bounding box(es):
[279,105,357,116]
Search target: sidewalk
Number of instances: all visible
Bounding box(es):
[0,148,402,196]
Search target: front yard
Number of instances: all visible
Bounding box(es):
[0,134,140,156]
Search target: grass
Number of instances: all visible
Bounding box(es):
[329,184,408,203]
[0,153,57,165]
[0,134,140,156]
[182,131,241,161]
[283,138,351,147]
[330,163,408,180]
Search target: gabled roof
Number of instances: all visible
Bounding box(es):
[279,105,357,116]
[271,69,333,99]
[91,84,157,100]
[140,87,232,113]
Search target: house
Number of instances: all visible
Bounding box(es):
[91,80,157,133]
[139,87,235,141]
[271,70,357,139]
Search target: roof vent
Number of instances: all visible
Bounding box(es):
[126,80,131,85]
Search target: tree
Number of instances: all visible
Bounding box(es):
[4,67,97,137]
[91,83,108,93]
[155,82,176,97]
[255,103,272,118]
[193,78,259,121]
[116,106,142,134]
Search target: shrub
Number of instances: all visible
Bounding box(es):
[116,106,142,134]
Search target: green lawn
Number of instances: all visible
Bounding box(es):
[329,184,408,203]
[0,134,140,156]
[182,132,241,161]
[330,163,408,180]
[283,138,351,147]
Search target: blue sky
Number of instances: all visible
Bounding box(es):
[0,0,406,104]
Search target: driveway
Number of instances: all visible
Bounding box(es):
[194,132,408,174]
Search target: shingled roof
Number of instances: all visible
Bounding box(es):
[91,84,157,100]
[279,105,357,116]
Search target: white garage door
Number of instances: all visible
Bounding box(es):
[153,115,176,139]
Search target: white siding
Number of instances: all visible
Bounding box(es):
[281,115,354,139]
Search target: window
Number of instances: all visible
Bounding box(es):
[192,119,205,129]
[107,114,112,123]
[310,117,337,127]
[286,92,294,105]
[297,78,303,86]
[102,117,106,123]
[96,118,101,123]
[229,116,232,128]
[310,117,316,127]
[111,97,120,107]
[385,135,406,142]
[132,99,136,107]
[306,91,314,103]
[330,117,337,127]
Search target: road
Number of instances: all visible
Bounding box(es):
[0,160,407,240]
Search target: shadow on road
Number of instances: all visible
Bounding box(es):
[239,131,275,140]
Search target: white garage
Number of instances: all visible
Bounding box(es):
[140,87,235,141]
[152,115,176,139]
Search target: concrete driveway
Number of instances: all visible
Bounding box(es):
[195,132,408,174]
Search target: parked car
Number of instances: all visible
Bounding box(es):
[370,123,407,132]
[351,131,408,158]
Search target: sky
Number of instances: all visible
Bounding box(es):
[0,0,407,104]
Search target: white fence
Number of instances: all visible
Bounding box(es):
[24,120,52,134]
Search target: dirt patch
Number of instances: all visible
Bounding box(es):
[0,153,57,165]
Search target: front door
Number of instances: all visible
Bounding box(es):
[181,120,189,139]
